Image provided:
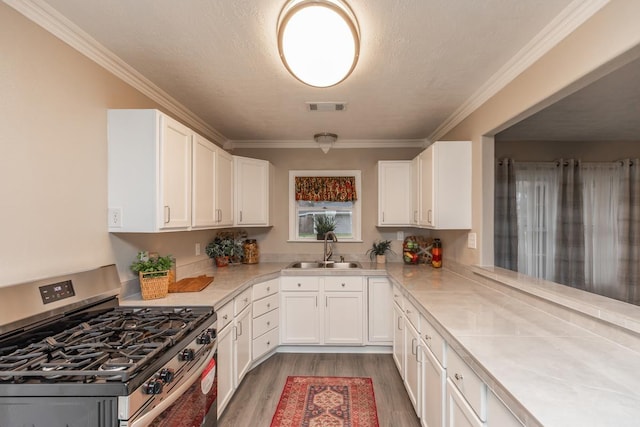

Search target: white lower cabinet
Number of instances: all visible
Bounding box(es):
[487,389,524,427]
[252,278,280,360]
[393,301,405,378]
[404,319,421,415]
[447,378,485,427]
[280,276,363,345]
[367,277,393,344]
[420,339,446,427]
[217,288,253,417]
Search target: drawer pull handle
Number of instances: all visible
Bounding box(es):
[424,334,432,341]
[223,314,228,320]
[406,309,411,314]
[454,373,463,381]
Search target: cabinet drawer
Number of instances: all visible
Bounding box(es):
[420,313,446,367]
[234,287,252,315]
[404,297,420,332]
[281,276,320,291]
[447,348,487,421]
[324,276,363,292]
[392,286,404,310]
[253,308,279,338]
[217,301,234,330]
[253,293,279,318]
[253,278,279,300]
[252,327,279,360]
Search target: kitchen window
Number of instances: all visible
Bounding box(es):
[288,170,362,242]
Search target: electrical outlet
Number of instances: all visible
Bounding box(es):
[467,232,477,249]
[397,231,404,241]
[108,208,122,228]
[195,243,201,256]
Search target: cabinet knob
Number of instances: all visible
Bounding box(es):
[297,283,301,287]
[266,286,270,291]
[266,321,270,326]
[267,303,271,308]
[223,314,228,320]
[406,309,411,314]
[341,283,346,287]
[267,341,271,346]
[424,334,432,341]
[454,373,463,381]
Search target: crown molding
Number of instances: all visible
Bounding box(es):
[427,0,610,143]
[5,0,228,145]
[228,139,427,150]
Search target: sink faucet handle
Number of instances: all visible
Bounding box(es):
[340,255,345,262]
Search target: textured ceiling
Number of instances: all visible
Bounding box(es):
[40,0,577,144]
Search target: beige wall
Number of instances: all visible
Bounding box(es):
[232,147,424,262]
[442,0,640,266]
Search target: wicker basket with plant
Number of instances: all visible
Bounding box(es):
[130,251,175,300]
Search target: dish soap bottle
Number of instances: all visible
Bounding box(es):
[431,238,442,268]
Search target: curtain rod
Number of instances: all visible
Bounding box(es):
[496,159,634,167]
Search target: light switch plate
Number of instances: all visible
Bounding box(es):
[467,232,477,249]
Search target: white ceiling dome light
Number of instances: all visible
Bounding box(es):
[314,132,338,153]
[277,0,360,88]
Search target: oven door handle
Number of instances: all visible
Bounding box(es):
[130,342,217,427]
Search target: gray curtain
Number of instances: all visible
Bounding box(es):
[554,159,585,288]
[618,159,640,304]
[494,158,518,270]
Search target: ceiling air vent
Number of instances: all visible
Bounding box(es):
[306,102,347,112]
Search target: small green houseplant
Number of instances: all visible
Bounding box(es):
[130,251,175,300]
[366,240,395,264]
[314,214,337,240]
[206,235,243,267]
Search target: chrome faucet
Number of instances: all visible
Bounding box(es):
[323,231,338,264]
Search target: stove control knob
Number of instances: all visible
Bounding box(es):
[159,368,175,384]
[196,332,211,345]
[179,348,195,361]
[143,379,164,395]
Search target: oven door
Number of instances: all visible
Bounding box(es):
[131,343,217,427]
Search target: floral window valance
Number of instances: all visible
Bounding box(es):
[295,176,358,202]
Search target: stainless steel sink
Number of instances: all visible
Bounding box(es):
[286,261,362,269]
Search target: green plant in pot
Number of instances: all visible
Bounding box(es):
[206,235,243,267]
[366,240,395,264]
[314,214,337,240]
[130,251,174,277]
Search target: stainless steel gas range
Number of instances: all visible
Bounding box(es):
[0,265,217,427]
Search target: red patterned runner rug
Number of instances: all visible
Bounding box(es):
[270,376,380,427]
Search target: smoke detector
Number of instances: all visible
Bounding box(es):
[306,102,347,112]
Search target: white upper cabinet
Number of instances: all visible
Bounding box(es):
[234,156,273,226]
[378,161,413,226]
[108,109,237,232]
[416,141,471,230]
[108,109,192,232]
[192,134,217,228]
[215,148,234,227]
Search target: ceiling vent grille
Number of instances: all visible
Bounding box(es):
[307,102,347,112]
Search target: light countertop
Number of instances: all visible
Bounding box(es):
[122,262,640,427]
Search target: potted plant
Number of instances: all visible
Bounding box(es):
[314,214,337,240]
[366,240,395,264]
[130,251,175,299]
[206,235,243,267]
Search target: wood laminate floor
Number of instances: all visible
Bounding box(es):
[218,352,421,427]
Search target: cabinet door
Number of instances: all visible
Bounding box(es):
[192,134,217,228]
[486,390,523,427]
[367,277,393,344]
[446,379,485,427]
[159,114,192,229]
[215,148,234,227]
[418,147,434,227]
[404,320,421,415]
[421,343,446,427]
[281,292,321,344]
[378,161,412,226]
[411,156,420,225]
[393,302,405,378]
[324,291,363,345]
[234,306,252,386]
[217,323,234,416]
[234,156,270,226]
[432,141,472,230]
